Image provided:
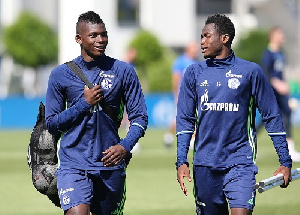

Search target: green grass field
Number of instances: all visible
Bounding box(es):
[0,128,300,214]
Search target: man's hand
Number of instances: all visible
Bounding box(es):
[273,166,291,188]
[84,85,103,106]
[101,144,127,167]
[177,164,192,196]
[270,78,289,95]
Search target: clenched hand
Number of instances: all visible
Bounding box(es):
[273,166,291,188]
[84,85,103,106]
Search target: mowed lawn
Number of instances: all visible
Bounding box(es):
[0,128,299,215]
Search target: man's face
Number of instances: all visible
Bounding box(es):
[273,29,285,47]
[200,23,223,59]
[76,22,108,61]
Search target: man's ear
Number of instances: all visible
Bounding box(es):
[75,34,82,45]
[221,34,230,45]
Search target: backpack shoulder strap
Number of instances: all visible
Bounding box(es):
[65,61,121,127]
[65,61,94,89]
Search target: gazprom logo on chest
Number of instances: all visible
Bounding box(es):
[99,71,115,78]
[226,70,242,78]
[200,89,239,112]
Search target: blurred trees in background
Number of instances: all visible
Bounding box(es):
[129,30,173,92]
[234,28,268,65]
[130,28,270,93]
[2,11,58,95]
[234,28,300,96]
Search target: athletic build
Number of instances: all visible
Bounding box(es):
[46,11,147,214]
[176,14,292,215]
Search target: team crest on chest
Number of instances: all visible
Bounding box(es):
[101,78,113,89]
[228,78,240,89]
[99,71,114,89]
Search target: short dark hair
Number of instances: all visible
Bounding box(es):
[205,14,235,45]
[76,11,104,33]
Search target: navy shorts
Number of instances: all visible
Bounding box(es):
[193,164,258,215]
[57,168,126,214]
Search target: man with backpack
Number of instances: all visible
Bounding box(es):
[45,11,148,215]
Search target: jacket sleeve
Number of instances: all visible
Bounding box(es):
[261,50,273,81]
[119,66,148,152]
[252,65,292,167]
[175,65,197,169]
[45,67,91,134]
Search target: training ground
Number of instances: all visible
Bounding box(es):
[0,128,300,215]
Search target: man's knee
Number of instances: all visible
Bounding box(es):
[231,207,252,215]
[64,204,90,215]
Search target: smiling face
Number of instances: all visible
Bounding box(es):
[200,23,230,59]
[76,22,108,62]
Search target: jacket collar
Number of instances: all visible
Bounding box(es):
[206,50,235,67]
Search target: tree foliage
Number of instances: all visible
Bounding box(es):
[129,30,164,70]
[234,28,268,65]
[129,30,172,92]
[2,11,58,68]
[147,54,173,92]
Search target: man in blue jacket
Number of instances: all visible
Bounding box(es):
[176,14,291,215]
[163,41,199,148]
[261,26,300,162]
[46,11,148,215]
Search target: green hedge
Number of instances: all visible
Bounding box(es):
[234,28,268,65]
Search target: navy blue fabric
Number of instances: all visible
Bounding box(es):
[46,55,148,170]
[176,51,292,169]
[57,168,126,214]
[193,164,257,214]
[262,49,292,138]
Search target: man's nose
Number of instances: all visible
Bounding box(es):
[200,37,205,44]
[96,35,104,42]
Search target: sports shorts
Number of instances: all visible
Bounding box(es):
[56,168,126,214]
[193,164,258,215]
